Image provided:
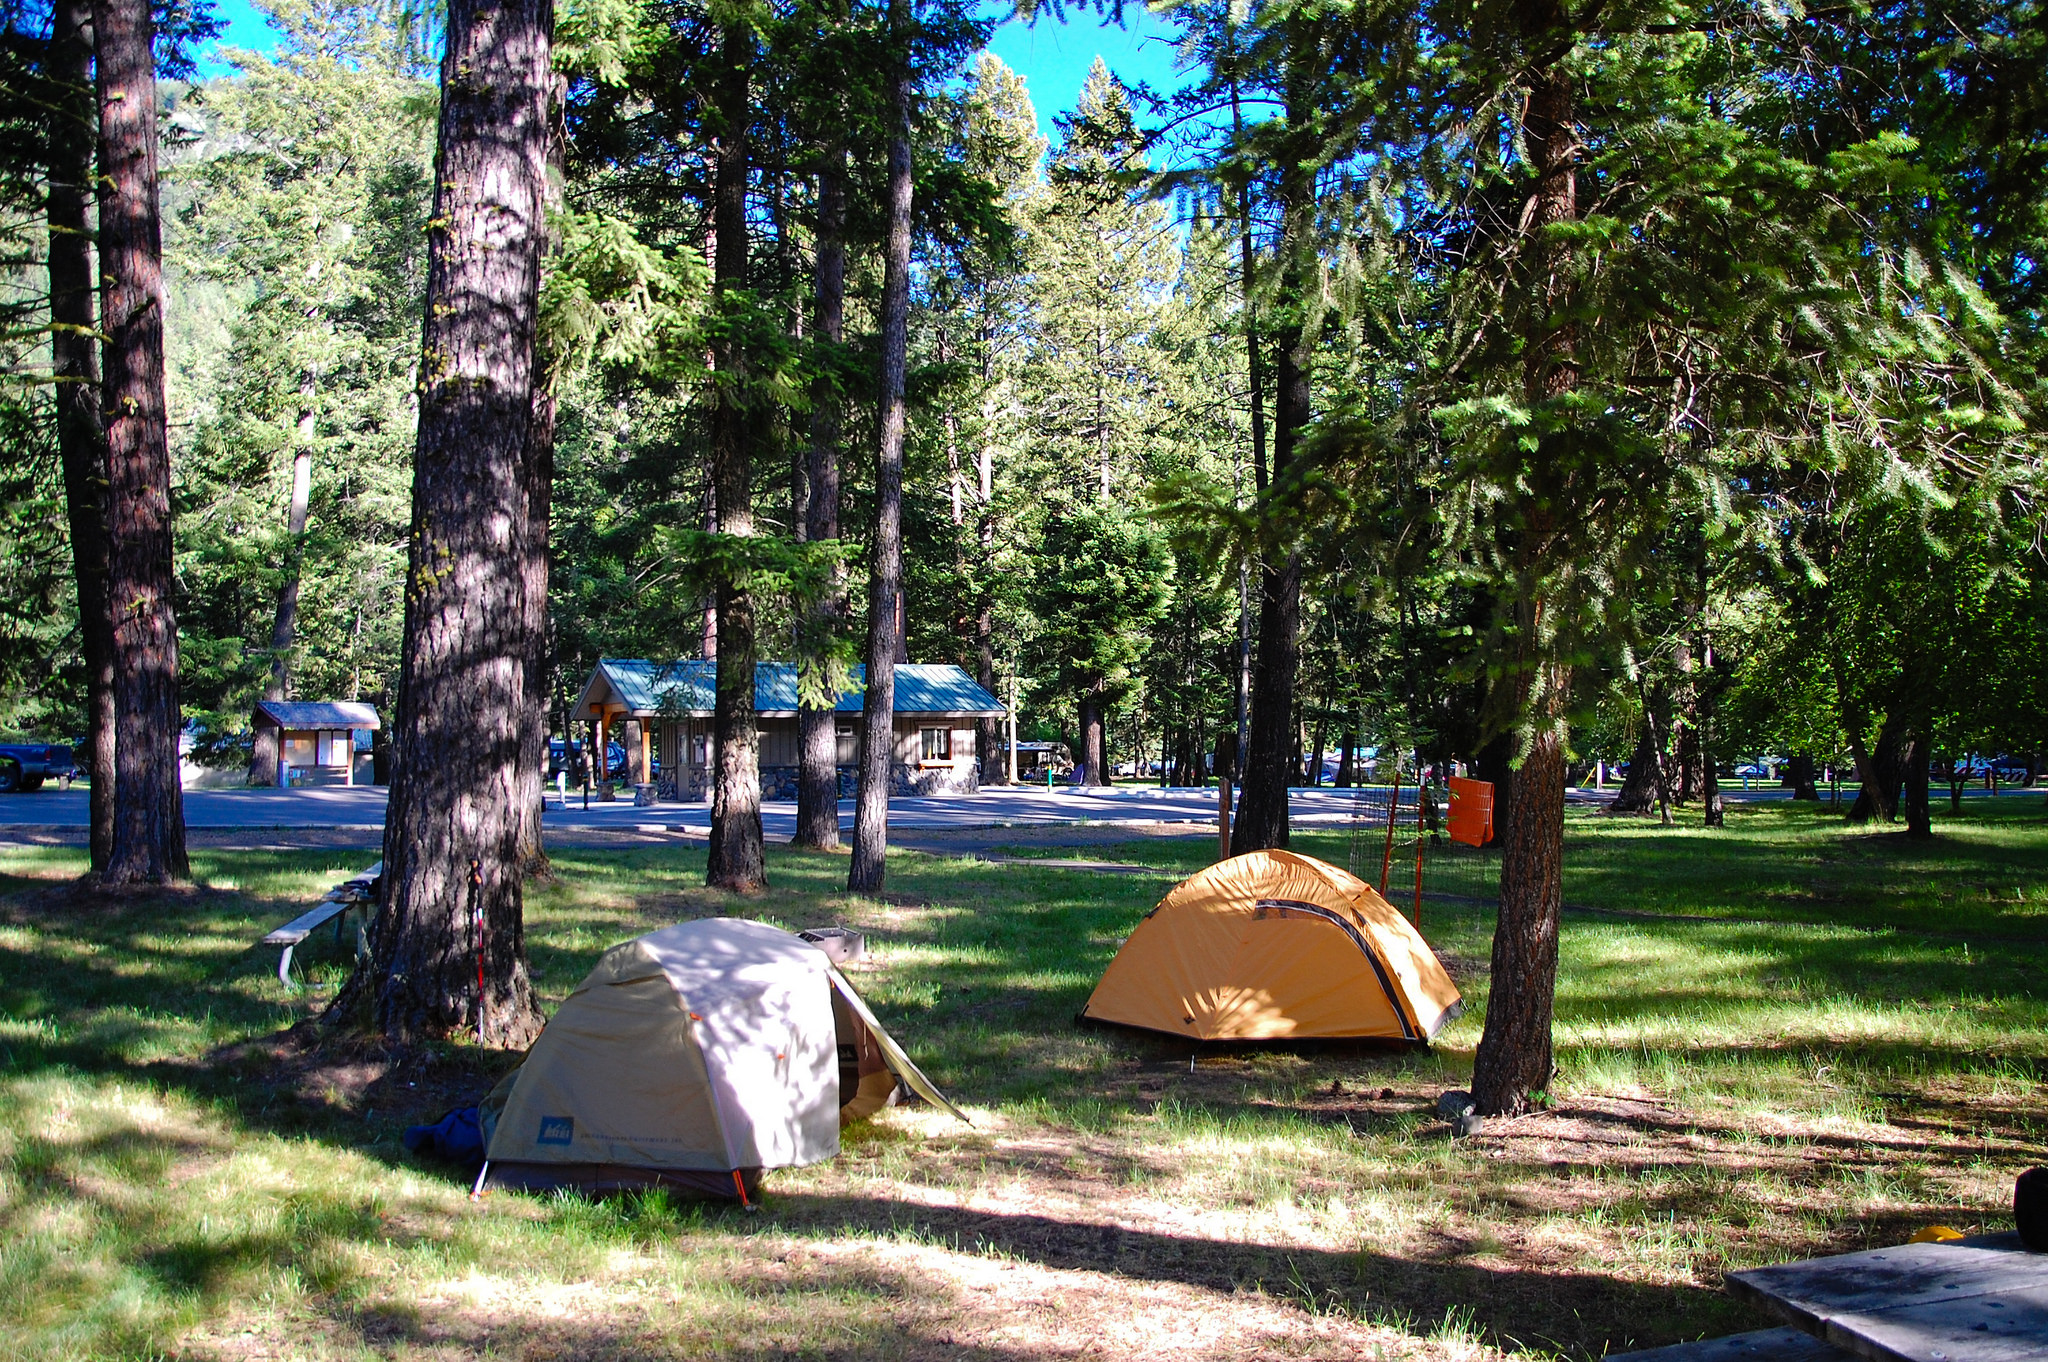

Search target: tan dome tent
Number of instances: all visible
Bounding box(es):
[1081,850,1463,1044]
[479,918,965,1202]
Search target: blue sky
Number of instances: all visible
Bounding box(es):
[193,1,1193,140]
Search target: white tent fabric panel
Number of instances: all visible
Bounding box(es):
[640,919,841,1169]
[488,968,730,1168]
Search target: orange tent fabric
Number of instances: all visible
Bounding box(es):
[1081,849,1464,1043]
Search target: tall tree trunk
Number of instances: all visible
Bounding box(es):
[1474,730,1517,835]
[48,0,115,870]
[1640,682,1676,826]
[515,74,567,880]
[1334,728,1357,786]
[974,364,1000,783]
[796,148,846,850]
[1901,728,1932,837]
[335,0,552,1046]
[1610,724,1660,814]
[252,387,314,786]
[1672,637,1700,805]
[1848,717,1906,823]
[1470,43,1579,1117]
[1695,555,1723,828]
[1472,691,1566,1112]
[705,20,765,893]
[1786,752,1819,800]
[1229,353,1306,849]
[95,0,187,884]
[848,12,912,894]
[1229,95,1311,854]
[1079,689,1107,786]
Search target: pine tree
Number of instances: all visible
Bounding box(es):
[341,0,553,1045]
[95,0,189,884]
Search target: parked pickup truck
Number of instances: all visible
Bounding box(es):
[0,742,75,793]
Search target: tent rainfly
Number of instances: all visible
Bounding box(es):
[479,918,965,1203]
[1081,850,1464,1044]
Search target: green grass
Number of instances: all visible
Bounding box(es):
[0,799,2043,1360]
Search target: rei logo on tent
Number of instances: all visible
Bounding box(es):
[537,1116,574,1146]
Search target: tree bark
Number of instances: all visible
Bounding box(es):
[1471,706,1566,1113]
[336,0,552,1045]
[849,9,912,894]
[973,354,1001,783]
[1079,689,1107,786]
[515,74,566,880]
[252,385,314,787]
[1229,111,1310,854]
[1786,753,1819,800]
[1701,730,1724,827]
[1610,725,1660,814]
[1474,730,1517,836]
[1470,40,1579,1117]
[796,148,846,850]
[705,19,766,892]
[49,0,116,870]
[1902,729,1932,837]
[95,0,187,884]
[1847,718,1905,823]
[1334,728,1357,786]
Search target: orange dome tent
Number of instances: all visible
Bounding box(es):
[1081,850,1463,1043]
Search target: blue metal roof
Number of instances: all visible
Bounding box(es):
[588,660,1003,717]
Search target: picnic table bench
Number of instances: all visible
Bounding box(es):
[1614,1232,2048,1362]
[261,862,379,987]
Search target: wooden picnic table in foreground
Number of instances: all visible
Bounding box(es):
[1617,1233,2048,1362]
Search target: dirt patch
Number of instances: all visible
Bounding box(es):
[210,1021,514,1128]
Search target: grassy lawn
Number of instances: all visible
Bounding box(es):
[1,798,2043,1360]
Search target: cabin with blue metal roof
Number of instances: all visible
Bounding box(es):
[572,660,1005,800]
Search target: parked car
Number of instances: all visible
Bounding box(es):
[1733,760,1774,780]
[0,741,76,793]
[547,738,628,781]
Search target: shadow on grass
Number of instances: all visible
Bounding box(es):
[756,1190,1752,1358]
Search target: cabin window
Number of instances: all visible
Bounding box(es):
[920,727,951,761]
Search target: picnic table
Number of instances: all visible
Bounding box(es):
[260,862,379,987]
[1617,1233,2048,1362]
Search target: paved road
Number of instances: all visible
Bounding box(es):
[0,781,2030,852]
[0,783,1427,836]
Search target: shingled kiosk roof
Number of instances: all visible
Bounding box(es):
[576,661,1003,719]
[252,700,382,730]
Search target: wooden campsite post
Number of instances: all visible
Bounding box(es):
[1217,775,1232,861]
